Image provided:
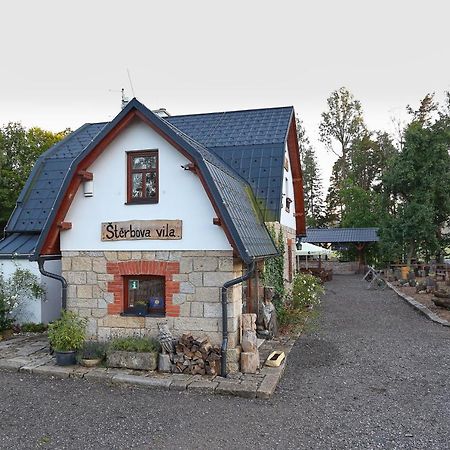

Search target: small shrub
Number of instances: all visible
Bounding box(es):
[19,323,48,333]
[291,272,324,309]
[48,311,87,352]
[80,341,107,360]
[108,336,161,354]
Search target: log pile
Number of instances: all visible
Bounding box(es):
[172,334,221,375]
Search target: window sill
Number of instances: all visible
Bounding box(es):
[125,200,158,205]
[120,311,165,318]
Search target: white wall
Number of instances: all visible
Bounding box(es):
[0,259,61,324]
[61,118,232,252]
[280,143,296,230]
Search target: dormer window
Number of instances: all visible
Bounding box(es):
[127,150,158,204]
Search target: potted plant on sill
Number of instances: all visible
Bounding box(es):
[48,311,87,366]
[106,335,161,370]
[79,340,107,367]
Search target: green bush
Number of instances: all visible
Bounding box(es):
[108,336,161,354]
[276,272,324,332]
[48,311,87,352]
[291,272,324,309]
[80,341,107,360]
[19,323,48,333]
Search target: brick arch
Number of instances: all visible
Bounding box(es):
[106,260,180,317]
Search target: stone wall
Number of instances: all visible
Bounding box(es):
[61,251,243,356]
[266,222,296,287]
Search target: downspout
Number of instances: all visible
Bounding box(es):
[220,260,255,378]
[37,255,67,310]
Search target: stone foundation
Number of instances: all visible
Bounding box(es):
[62,251,244,366]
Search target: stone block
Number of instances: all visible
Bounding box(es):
[242,313,257,331]
[241,351,260,374]
[91,309,107,319]
[188,272,203,286]
[180,281,195,294]
[87,271,98,285]
[172,274,188,282]
[117,252,131,261]
[77,285,93,299]
[92,258,106,274]
[97,273,114,282]
[131,251,142,260]
[190,302,203,318]
[193,257,218,272]
[62,251,80,257]
[92,285,104,299]
[103,292,114,304]
[203,272,232,287]
[256,374,279,399]
[179,302,190,317]
[226,346,242,364]
[168,251,183,260]
[104,251,117,261]
[67,285,77,298]
[144,316,174,330]
[155,251,169,261]
[188,380,218,394]
[107,351,157,370]
[218,257,233,272]
[67,272,87,285]
[77,308,92,318]
[173,317,219,332]
[172,293,187,305]
[179,257,193,273]
[72,257,92,271]
[158,353,171,372]
[61,257,71,271]
[142,251,156,260]
[101,315,145,328]
[203,302,221,318]
[241,330,258,353]
[194,287,220,302]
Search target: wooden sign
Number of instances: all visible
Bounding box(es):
[101,220,182,241]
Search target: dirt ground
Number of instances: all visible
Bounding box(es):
[390,278,450,322]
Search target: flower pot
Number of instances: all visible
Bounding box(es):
[55,350,77,366]
[81,358,102,368]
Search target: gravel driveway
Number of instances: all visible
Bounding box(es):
[1,275,449,450]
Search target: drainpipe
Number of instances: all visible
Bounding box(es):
[37,256,67,310]
[220,260,255,378]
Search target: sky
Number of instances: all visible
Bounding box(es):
[1,0,449,186]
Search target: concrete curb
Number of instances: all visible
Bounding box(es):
[387,281,450,327]
[0,335,298,400]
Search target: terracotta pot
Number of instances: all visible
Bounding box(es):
[81,358,102,368]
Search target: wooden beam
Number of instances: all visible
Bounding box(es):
[78,170,93,181]
[213,217,222,226]
[57,222,72,230]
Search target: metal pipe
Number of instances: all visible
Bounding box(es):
[220,261,255,378]
[37,256,67,310]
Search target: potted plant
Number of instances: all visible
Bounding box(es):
[79,340,107,367]
[107,335,160,370]
[48,311,87,366]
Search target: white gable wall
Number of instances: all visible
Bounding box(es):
[61,118,232,251]
[279,143,296,230]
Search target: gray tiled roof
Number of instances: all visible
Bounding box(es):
[166,107,293,222]
[303,228,380,243]
[0,233,38,258]
[3,99,277,264]
[6,123,107,233]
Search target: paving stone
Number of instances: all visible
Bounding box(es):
[32,364,73,378]
[256,374,280,399]
[112,373,172,389]
[0,358,29,371]
[187,380,218,394]
[83,368,114,381]
[215,380,257,398]
[169,379,189,391]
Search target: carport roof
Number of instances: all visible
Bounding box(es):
[302,228,379,244]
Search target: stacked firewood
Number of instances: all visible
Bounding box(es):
[172,334,221,375]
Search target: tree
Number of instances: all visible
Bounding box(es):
[319,87,367,223]
[296,118,325,226]
[381,113,450,264]
[0,123,69,229]
[319,87,366,173]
